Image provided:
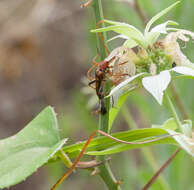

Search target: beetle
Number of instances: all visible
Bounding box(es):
[87,55,116,114]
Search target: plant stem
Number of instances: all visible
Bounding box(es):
[169,83,188,119]
[92,0,107,60]
[92,1,121,189]
[121,105,172,190]
[142,148,181,190]
[164,92,183,133]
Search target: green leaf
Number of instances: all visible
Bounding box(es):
[123,38,138,48]
[153,118,178,131]
[0,106,67,188]
[91,24,146,47]
[142,70,171,105]
[106,34,138,48]
[103,19,124,25]
[162,118,178,130]
[108,93,129,132]
[107,34,129,42]
[144,1,180,34]
[63,128,177,158]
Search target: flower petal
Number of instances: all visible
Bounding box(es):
[107,73,144,98]
[150,20,178,34]
[145,20,178,46]
[166,129,194,157]
[172,66,194,77]
[163,30,194,66]
[142,71,171,105]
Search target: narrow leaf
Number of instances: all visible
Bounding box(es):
[107,34,138,48]
[153,118,177,131]
[91,24,146,47]
[144,1,180,34]
[108,93,129,131]
[63,128,177,158]
[103,19,124,25]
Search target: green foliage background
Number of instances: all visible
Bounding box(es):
[54,1,194,189]
[0,0,194,190]
[51,1,194,190]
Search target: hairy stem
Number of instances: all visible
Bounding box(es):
[92,1,121,189]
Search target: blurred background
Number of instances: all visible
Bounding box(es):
[0,0,194,189]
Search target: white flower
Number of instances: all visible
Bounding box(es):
[91,2,180,49]
[91,1,194,105]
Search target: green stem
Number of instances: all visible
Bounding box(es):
[92,1,121,189]
[92,0,107,59]
[121,105,172,190]
[164,92,183,133]
[169,83,188,120]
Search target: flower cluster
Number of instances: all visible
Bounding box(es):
[91,1,194,157]
[91,1,194,105]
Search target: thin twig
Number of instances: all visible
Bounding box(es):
[142,148,181,190]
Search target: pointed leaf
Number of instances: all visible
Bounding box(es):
[144,1,180,34]
[108,93,129,131]
[142,71,171,105]
[103,19,124,25]
[107,34,129,43]
[63,128,177,157]
[91,24,146,47]
[153,118,177,131]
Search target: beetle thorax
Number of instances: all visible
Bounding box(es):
[99,61,109,70]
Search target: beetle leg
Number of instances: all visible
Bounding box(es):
[80,0,93,8]
[87,54,100,81]
[88,79,96,89]
[117,61,128,66]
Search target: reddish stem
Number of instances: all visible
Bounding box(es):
[142,148,181,190]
